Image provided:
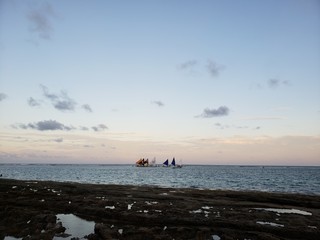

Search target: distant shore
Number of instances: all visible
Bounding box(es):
[1,178,319,239]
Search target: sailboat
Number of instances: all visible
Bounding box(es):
[171,157,182,168]
[162,158,182,168]
[136,158,149,167]
[136,157,158,167]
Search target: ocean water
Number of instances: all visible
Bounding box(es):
[0,164,319,195]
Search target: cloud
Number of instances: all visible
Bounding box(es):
[242,116,284,121]
[14,121,109,132]
[27,2,55,40]
[92,124,108,132]
[80,126,89,131]
[151,101,164,107]
[40,85,77,112]
[178,60,198,70]
[0,93,7,101]
[268,78,280,88]
[178,59,224,78]
[214,123,250,130]
[197,106,230,118]
[82,104,93,112]
[16,120,74,131]
[206,60,223,77]
[54,97,76,111]
[40,84,58,100]
[28,97,41,107]
[53,138,63,143]
[268,78,290,89]
[83,144,94,148]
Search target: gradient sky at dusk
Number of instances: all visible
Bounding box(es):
[0,0,319,165]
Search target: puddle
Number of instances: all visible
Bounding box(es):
[190,209,203,214]
[256,221,284,227]
[189,209,210,217]
[4,237,22,240]
[202,206,213,210]
[105,205,115,209]
[212,235,221,240]
[53,214,95,240]
[254,208,312,216]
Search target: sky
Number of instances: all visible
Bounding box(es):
[0,0,319,165]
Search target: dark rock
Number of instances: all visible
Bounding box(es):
[55,233,72,238]
[94,223,114,239]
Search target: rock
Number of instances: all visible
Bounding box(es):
[54,222,65,232]
[86,233,100,240]
[94,223,113,239]
[55,233,72,238]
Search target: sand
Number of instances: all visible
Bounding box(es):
[0,178,319,239]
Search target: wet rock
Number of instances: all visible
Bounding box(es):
[53,221,65,233]
[55,232,72,238]
[94,223,114,239]
[86,233,100,240]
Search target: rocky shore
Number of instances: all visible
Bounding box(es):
[0,178,319,240]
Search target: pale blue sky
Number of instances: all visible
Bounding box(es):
[0,0,319,165]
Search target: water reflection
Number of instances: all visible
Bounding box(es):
[53,214,95,240]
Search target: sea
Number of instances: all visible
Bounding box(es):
[0,164,319,195]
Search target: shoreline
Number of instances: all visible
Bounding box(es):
[1,178,320,239]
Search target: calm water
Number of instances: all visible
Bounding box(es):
[1,164,319,195]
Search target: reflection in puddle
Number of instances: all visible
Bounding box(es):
[256,221,284,227]
[54,214,95,240]
[4,237,22,240]
[254,208,312,216]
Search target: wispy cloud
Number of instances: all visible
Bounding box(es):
[214,122,261,130]
[82,104,93,113]
[178,60,198,70]
[54,94,76,111]
[80,126,89,131]
[40,85,77,112]
[206,60,224,77]
[92,124,108,132]
[38,85,93,113]
[53,138,63,143]
[215,123,246,129]
[242,116,285,121]
[40,84,57,100]
[151,100,164,107]
[13,120,108,132]
[83,144,94,148]
[178,59,224,78]
[197,106,230,118]
[268,78,290,89]
[0,93,7,101]
[16,120,74,131]
[27,2,55,40]
[28,97,41,107]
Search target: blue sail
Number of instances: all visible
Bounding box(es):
[163,159,169,166]
[171,158,176,166]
